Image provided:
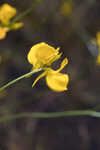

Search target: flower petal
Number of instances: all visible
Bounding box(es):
[46,71,69,92]
[56,58,68,73]
[0,3,16,25]
[32,71,46,87]
[27,42,61,68]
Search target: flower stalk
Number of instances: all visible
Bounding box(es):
[0,68,42,92]
[0,110,100,124]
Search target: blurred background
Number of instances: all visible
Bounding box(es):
[0,0,100,150]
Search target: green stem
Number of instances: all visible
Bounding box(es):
[0,68,42,92]
[9,0,42,26]
[0,110,100,124]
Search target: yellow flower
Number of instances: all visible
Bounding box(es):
[0,3,17,25]
[32,58,69,92]
[27,42,62,69]
[0,27,9,40]
[0,3,23,40]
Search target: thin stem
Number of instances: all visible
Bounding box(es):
[0,110,100,124]
[0,68,42,92]
[9,0,42,26]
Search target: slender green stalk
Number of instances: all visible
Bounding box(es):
[9,0,42,26]
[0,68,42,92]
[0,110,100,124]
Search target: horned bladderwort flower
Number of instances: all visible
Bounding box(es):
[0,3,23,39]
[27,42,69,92]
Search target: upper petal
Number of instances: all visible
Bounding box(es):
[27,42,61,68]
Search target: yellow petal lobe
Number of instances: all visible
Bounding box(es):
[46,69,69,92]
